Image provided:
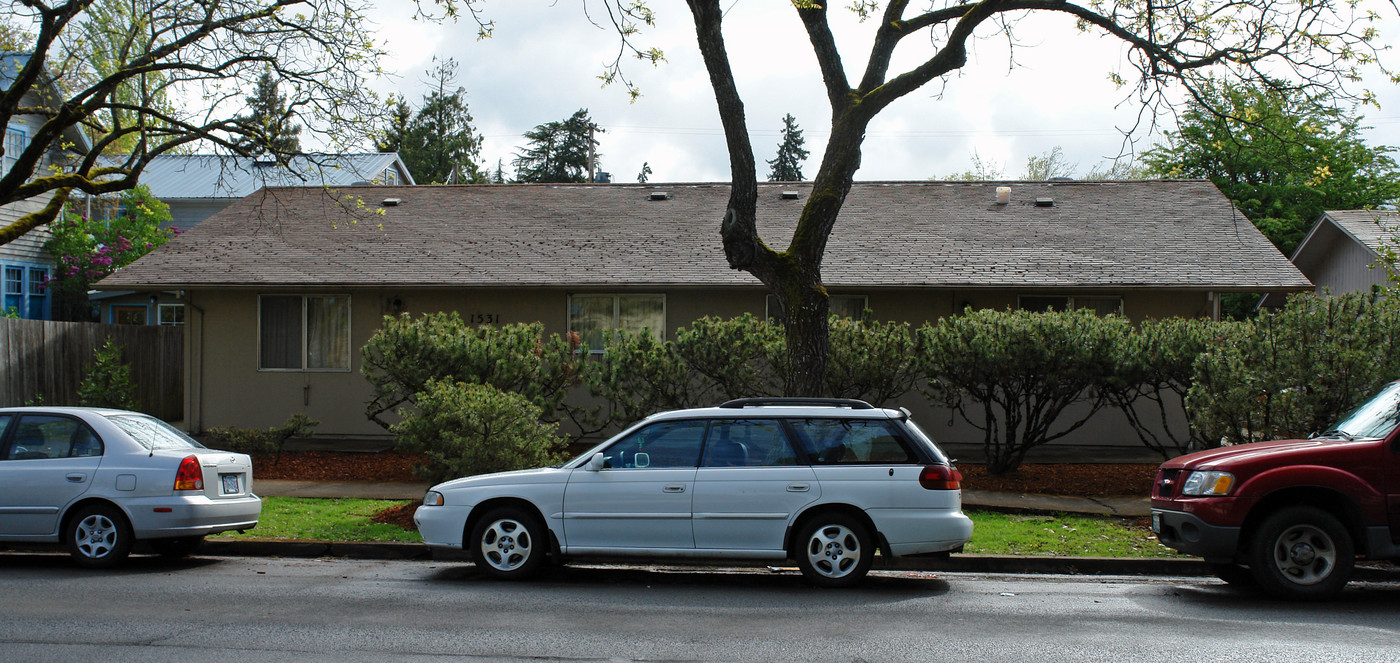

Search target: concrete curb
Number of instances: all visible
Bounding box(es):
[198,539,1213,576]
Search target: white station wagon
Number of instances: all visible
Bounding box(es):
[415,398,973,586]
[0,407,261,567]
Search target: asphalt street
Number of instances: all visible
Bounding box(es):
[1,553,1398,662]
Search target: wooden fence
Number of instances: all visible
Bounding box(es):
[0,318,183,420]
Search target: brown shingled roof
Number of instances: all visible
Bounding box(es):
[97,180,1311,291]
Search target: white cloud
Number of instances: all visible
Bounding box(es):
[364,1,1400,183]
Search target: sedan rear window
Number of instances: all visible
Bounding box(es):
[105,414,206,451]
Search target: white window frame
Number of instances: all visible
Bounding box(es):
[1017,294,1124,316]
[158,303,185,326]
[3,125,26,176]
[567,293,666,354]
[257,294,353,372]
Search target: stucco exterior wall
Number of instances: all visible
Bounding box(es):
[180,285,1210,462]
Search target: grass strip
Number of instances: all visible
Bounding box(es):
[210,497,421,543]
[213,498,1184,558]
[962,510,1183,558]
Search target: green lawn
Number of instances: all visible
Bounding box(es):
[212,498,1184,558]
[962,510,1183,558]
[210,497,421,543]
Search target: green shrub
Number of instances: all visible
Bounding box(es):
[587,327,702,428]
[827,314,922,405]
[77,338,139,410]
[1187,292,1400,444]
[391,380,568,483]
[674,313,786,399]
[920,308,1130,474]
[206,413,319,463]
[361,314,586,430]
[1104,317,1216,458]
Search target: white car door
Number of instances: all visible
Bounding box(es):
[691,419,819,552]
[0,414,104,537]
[562,419,706,550]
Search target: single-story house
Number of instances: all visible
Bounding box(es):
[97,180,1312,458]
[89,152,416,325]
[1260,209,1399,307]
[1,52,91,319]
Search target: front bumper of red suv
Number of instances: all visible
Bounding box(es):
[1151,507,1240,561]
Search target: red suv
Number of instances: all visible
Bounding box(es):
[1152,383,1400,599]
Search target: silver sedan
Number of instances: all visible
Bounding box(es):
[0,407,261,567]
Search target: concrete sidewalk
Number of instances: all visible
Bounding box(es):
[254,480,1152,517]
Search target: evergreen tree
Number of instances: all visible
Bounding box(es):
[237,70,302,154]
[1144,81,1400,256]
[400,58,487,184]
[492,159,508,184]
[637,161,652,184]
[375,96,412,154]
[766,114,809,182]
[513,109,603,183]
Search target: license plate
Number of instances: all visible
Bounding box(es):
[221,474,241,495]
[1151,513,1161,534]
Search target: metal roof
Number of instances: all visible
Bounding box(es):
[128,153,416,200]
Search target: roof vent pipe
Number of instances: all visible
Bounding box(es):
[995,187,1011,205]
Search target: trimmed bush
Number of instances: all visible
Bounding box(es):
[1187,292,1400,445]
[206,414,319,463]
[362,314,586,429]
[921,308,1129,474]
[1104,317,1216,458]
[391,380,569,483]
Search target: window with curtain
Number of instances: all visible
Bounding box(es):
[568,294,665,352]
[259,295,351,370]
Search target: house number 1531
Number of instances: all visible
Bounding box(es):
[469,313,499,324]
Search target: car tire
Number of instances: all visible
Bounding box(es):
[66,504,134,569]
[1207,562,1256,587]
[470,506,547,580]
[794,513,874,588]
[1247,506,1354,600]
[148,536,205,558]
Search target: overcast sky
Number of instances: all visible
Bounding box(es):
[362,1,1400,184]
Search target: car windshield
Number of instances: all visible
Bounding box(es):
[105,414,206,451]
[1324,382,1400,440]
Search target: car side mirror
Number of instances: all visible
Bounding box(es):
[585,452,606,472]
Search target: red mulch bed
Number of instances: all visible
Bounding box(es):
[252,451,423,482]
[251,451,1159,532]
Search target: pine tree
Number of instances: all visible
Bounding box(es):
[237,70,302,154]
[513,109,603,183]
[375,96,412,154]
[492,159,508,184]
[766,114,809,182]
[400,58,486,184]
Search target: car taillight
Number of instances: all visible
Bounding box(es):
[920,465,962,490]
[174,455,204,491]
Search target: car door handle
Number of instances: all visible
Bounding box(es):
[787,483,810,492]
[66,473,87,483]
[662,484,686,493]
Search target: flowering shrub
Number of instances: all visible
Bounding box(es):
[44,186,175,320]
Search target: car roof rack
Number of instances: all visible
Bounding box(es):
[718,397,875,410]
